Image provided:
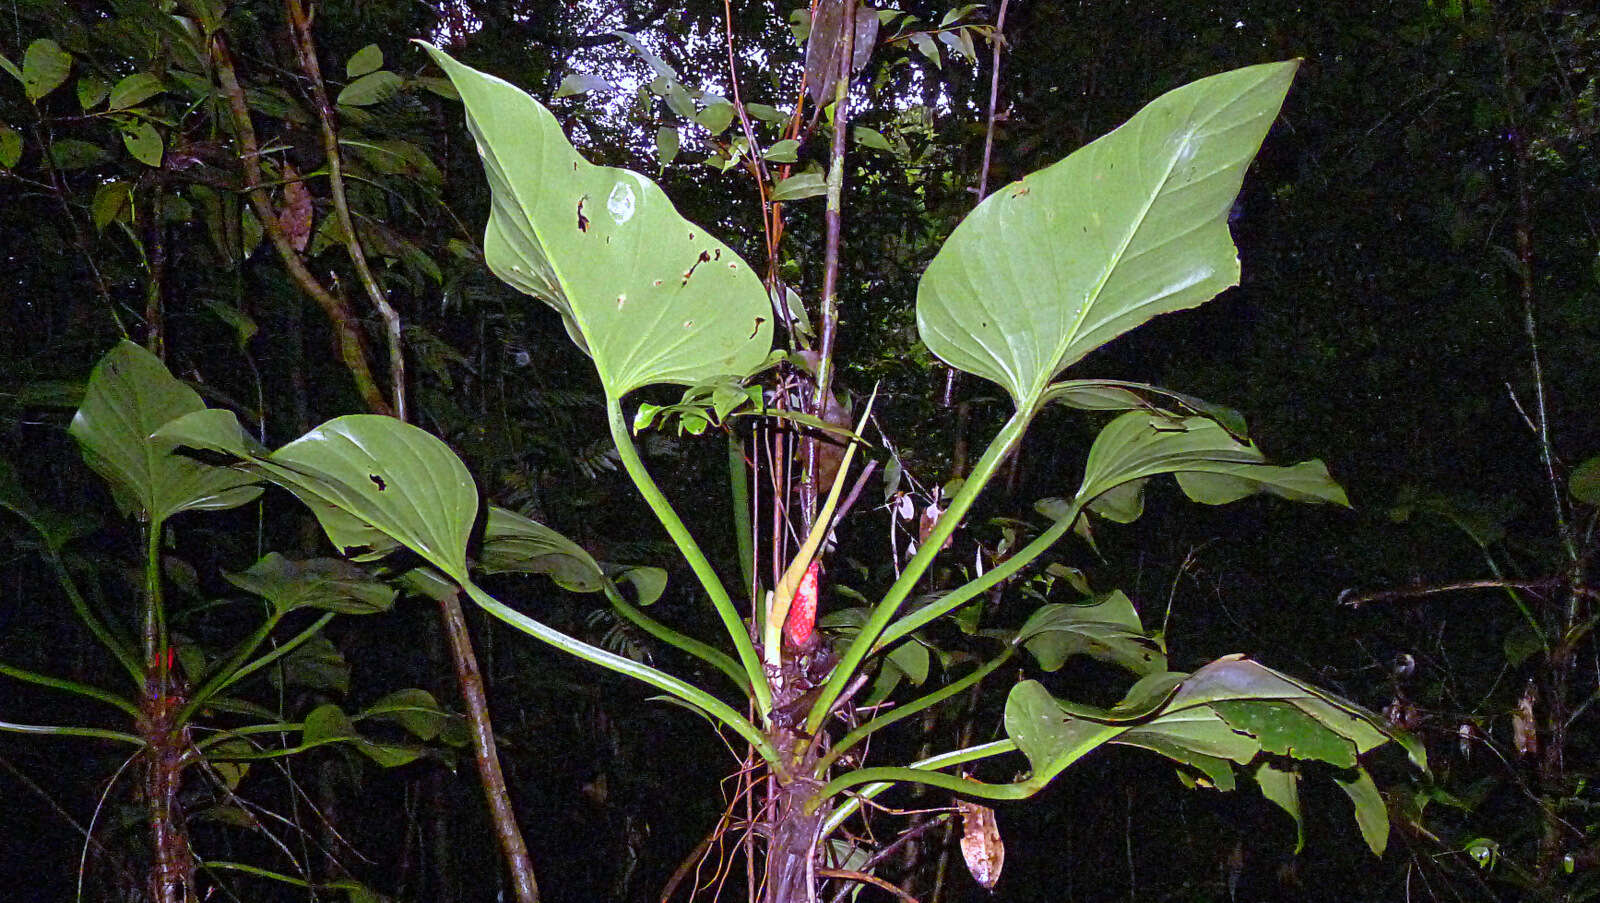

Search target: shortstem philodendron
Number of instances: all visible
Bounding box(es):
[142,31,1426,903]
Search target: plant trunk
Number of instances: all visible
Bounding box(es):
[140,678,196,903]
[764,773,827,903]
[761,716,829,903]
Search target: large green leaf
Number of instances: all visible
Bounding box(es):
[917,62,1297,409]
[1002,655,1423,849]
[1074,412,1347,523]
[158,410,477,581]
[68,342,261,522]
[418,44,772,398]
[224,553,396,616]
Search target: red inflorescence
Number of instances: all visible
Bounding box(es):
[784,560,821,651]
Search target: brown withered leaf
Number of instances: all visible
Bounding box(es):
[956,797,1003,890]
[1513,680,1538,756]
[279,162,313,252]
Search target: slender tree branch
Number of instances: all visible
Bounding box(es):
[437,589,541,903]
[209,34,392,417]
[1338,578,1571,609]
[284,0,407,421]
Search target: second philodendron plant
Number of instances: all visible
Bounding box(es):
[155,41,1424,903]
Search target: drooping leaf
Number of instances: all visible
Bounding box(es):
[419,43,772,397]
[157,409,477,580]
[1253,761,1304,853]
[68,342,261,522]
[955,796,1004,890]
[1073,413,1347,524]
[91,181,132,231]
[1336,766,1390,855]
[270,634,349,694]
[360,688,449,741]
[1002,655,1421,852]
[224,553,396,616]
[917,62,1298,409]
[1042,379,1247,437]
[655,126,679,167]
[1014,591,1166,674]
[302,702,421,767]
[0,122,22,169]
[479,505,605,592]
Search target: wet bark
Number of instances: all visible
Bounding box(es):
[139,675,196,903]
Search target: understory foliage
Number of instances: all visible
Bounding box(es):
[2,2,1597,903]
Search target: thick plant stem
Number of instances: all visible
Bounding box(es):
[141,694,196,903]
[139,517,195,903]
[437,589,540,903]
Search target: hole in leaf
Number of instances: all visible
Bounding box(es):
[369,474,387,491]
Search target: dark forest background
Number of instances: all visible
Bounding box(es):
[2,1,1597,901]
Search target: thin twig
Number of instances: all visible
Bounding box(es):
[816,867,920,903]
[1338,578,1568,609]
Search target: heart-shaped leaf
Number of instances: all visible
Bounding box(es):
[419,44,772,398]
[69,342,261,523]
[918,61,1298,409]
